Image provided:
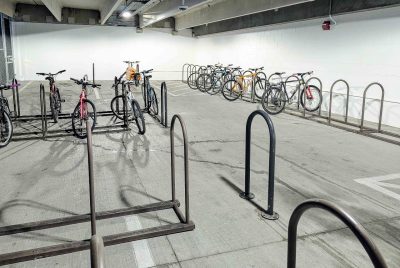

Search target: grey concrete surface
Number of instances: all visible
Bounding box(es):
[0,80,400,267]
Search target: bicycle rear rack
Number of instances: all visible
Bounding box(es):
[240,110,279,220]
[287,199,387,268]
[0,114,195,266]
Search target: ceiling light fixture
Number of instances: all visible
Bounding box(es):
[121,11,132,18]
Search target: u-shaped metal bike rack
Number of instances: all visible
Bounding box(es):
[287,199,387,268]
[328,79,350,124]
[360,82,384,132]
[182,63,190,83]
[284,75,301,109]
[304,77,323,117]
[0,114,195,266]
[39,83,47,138]
[160,82,168,128]
[240,110,279,220]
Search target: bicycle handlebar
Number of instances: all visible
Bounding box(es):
[142,69,153,74]
[36,70,66,77]
[70,77,101,88]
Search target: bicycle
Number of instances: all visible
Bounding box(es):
[36,70,66,123]
[122,60,140,87]
[70,75,100,139]
[261,71,322,115]
[196,64,234,95]
[141,69,159,116]
[0,82,18,148]
[221,67,267,101]
[110,76,145,134]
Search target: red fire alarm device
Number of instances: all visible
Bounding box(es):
[322,20,331,31]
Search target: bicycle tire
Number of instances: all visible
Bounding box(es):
[111,95,133,121]
[207,76,223,95]
[222,79,241,101]
[261,86,286,115]
[197,74,212,93]
[187,73,199,90]
[56,88,62,114]
[49,93,58,123]
[148,87,159,116]
[0,111,13,148]
[254,78,268,99]
[72,99,96,139]
[300,85,322,112]
[131,99,146,135]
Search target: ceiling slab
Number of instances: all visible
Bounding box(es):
[100,0,124,24]
[0,1,15,16]
[140,0,208,28]
[175,0,315,31]
[41,0,62,21]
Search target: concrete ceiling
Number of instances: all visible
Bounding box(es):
[8,0,110,11]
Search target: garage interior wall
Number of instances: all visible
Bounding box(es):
[11,9,400,128]
[12,22,195,81]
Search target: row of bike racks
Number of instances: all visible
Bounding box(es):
[0,114,195,266]
[240,110,387,267]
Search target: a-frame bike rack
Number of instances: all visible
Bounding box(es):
[0,114,195,266]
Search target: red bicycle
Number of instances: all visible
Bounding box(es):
[70,75,101,139]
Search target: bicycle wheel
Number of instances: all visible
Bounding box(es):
[131,99,145,135]
[72,99,96,139]
[148,87,159,116]
[111,95,133,120]
[300,85,322,112]
[49,94,58,123]
[222,80,241,101]
[187,73,198,90]
[0,111,12,148]
[196,74,211,92]
[56,89,62,114]
[254,78,268,99]
[261,86,286,115]
[207,76,223,95]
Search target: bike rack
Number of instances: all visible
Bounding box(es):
[160,82,168,128]
[10,78,21,118]
[287,199,387,268]
[40,83,47,138]
[240,110,279,220]
[360,82,384,133]
[0,114,195,266]
[328,79,350,125]
[182,63,190,83]
[284,75,301,109]
[304,77,323,117]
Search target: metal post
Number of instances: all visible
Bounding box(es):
[287,199,387,268]
[40,84,47,138]
[328,79,350,125]
[11,79,17,118]
[239,110,279,220]
[86,121,97,236]
[90,235,105,268]
[161,82,168,127]
[92,63,95,85]
[15,78,20,117]
[360,83,384,132]
[170,115,190,223]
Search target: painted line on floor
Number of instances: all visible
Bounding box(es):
[355,173,400,201]
[124,216,155,268]
[17,81,33,93]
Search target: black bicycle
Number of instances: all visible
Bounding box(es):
[111,75,145,134]
[36,70,66,123]
[0,83,18,148]
[261,71,322,115]
[141,69,159,116]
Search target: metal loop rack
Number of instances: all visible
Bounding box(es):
[0,114,195,266]
[360,82,384,132]
[240,110,279,220]
[287,199,387,268]
[328,79,350,124]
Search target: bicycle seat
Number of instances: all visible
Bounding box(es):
[274,72,286,75]
[145,75,152,79]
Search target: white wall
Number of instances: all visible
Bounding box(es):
[12,22,195,81]
[11,10,400,128]
[193,11,400,128]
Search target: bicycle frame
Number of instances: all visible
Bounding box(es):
[236,72,257,94]
[79,88,88,120]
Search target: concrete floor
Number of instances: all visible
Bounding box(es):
[1,80,400,267]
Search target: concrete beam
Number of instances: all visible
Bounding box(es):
[140,0,208,28]
[175,0,314,31]
[41,0,63,22]
[0,0,15,17]
[100,0,124,25]
[193,0,400,36]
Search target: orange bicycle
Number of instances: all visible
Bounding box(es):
[221,67,267,101]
